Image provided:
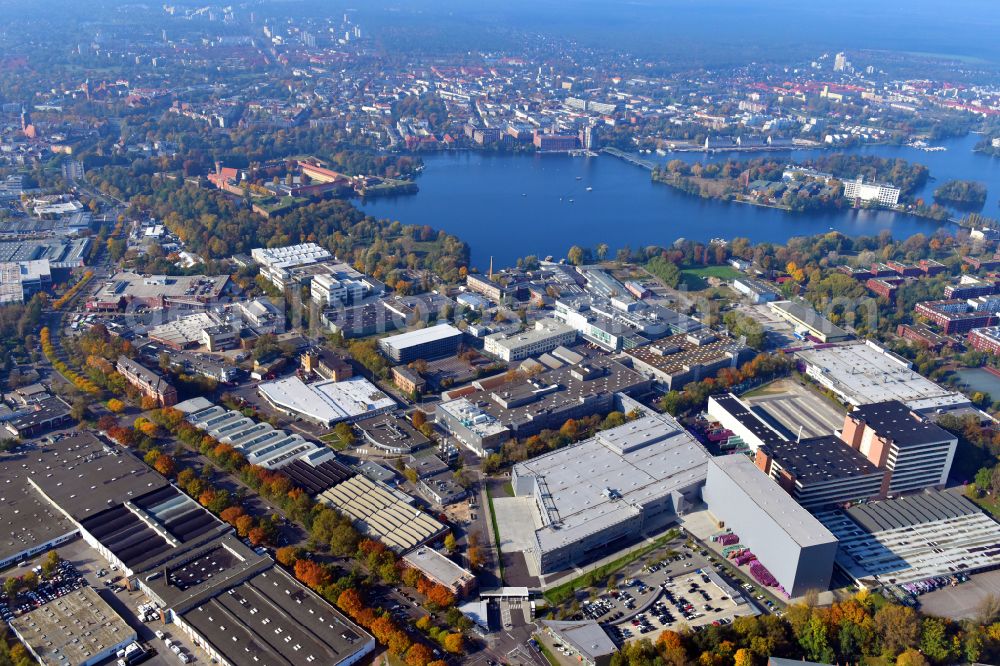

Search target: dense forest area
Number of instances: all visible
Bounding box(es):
[86,167,468,283]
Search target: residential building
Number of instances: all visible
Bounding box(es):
[392,365,426,395]
[915,299,996,334]
[944,275,1000,300]
[842,176,900,206]
[116,356,177,406]
[867,277,904,299]
[968,326,1000,355]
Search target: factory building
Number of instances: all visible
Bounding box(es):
[378,324,464,364]
[702,455,838,598]
[512,412,709,573]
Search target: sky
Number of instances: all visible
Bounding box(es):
[349,0,1000,65]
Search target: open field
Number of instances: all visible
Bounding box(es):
[679,265,741,290]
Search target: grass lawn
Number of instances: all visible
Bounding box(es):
[679,264,741,290]
[965,485,1000,519]
[319,432,350,451]
[485,485,505,583]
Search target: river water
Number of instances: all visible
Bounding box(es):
[360,133,1000,268]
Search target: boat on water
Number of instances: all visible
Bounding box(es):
[576,176,582,180]
[586,187,593,191]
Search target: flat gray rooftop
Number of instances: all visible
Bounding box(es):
[29,437,167,522]
[0,433,102,563]
[10,586,135,666]
[513,414,709,552]
[708,455,837,548]
[844,490,979,533]
[181,567,370,666]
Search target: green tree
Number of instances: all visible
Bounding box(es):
[567,246,585,266]
[798,615,835,664]
[918,618,952,663]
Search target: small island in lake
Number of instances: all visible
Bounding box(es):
[650,153,951,220]
[933,179,987,209]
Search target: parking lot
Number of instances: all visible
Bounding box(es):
[555,541,758,643]
[916,570,1000,620]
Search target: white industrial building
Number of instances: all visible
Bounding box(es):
[816,490,1000,588]
[258,375,395,427]
[378,323,464,363]
[512,412,710,574]
[0,259,51,304]
[176,397,337,469]
[484,317,577,362]
[795,341,969,413]
[252,242,333,289]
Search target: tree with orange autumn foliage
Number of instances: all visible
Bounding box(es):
[275,546,302,567]
[405,643,434,666]
[219,506,245,525]
[337,588,365,619]
[153,454,175,477]
[294,559,333,590]
[234,514,254,538]
[441,633,463,654]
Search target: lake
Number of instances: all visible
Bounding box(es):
[956,368,1000,399]
[360,133,1000,269]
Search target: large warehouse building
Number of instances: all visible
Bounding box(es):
[257,375,395,427]
[795,341,969,413]
[28,444,375,666]
[702,455,838,598]
[10,586,136,666]
[708,394,885,510]
[512,412,710,573]
[816,490,1000,588]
